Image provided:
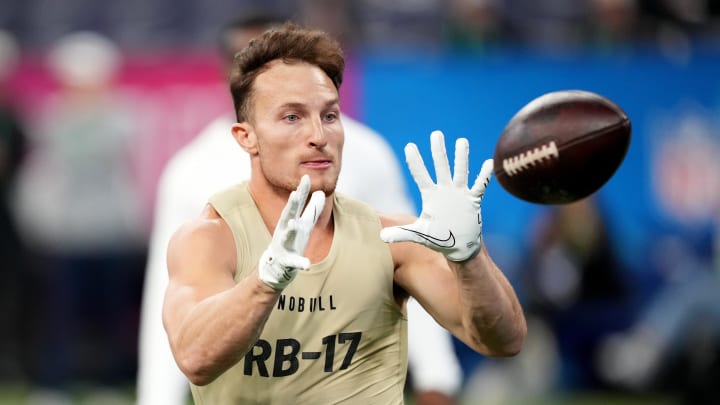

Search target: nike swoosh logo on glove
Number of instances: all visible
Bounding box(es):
[399,228,456,248]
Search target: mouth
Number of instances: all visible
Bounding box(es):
[301,157,333,170]
[302,159,333,169]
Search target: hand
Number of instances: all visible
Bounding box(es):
[380,130,493,262]
[259,175,325,290]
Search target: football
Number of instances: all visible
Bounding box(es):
[493,90,631,204]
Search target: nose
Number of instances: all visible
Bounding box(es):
[307,117,328,149]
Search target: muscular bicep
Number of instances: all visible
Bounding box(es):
[162,209,237,344]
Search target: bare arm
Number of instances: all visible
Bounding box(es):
[387,214,526,356]
[163,175,325,386]
[162,207,280,386]
[447,247,526,355]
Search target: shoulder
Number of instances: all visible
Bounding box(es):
[341,114,379,137]
[159,126,220,190]
[167,205,236,272]
[169,206,233,251]
[157,114,245,207]
[338,115,415,214]
[190,115,236,147]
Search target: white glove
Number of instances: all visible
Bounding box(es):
[259,175,325,290]
[380,130,493,262]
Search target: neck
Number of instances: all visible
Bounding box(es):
[247,178,335,235]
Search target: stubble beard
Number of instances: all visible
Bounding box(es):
[259,158,338,197]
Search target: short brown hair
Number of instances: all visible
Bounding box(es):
[229,22,345,123]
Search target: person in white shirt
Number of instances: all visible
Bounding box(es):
[136,13,462,405]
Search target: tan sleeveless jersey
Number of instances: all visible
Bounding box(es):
[190,182,408,404]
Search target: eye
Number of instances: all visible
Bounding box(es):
[285,114,300,122]
[324,112,338,122]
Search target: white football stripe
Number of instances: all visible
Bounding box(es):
[502,141,559,176]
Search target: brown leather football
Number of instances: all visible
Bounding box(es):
[493,90,631,204]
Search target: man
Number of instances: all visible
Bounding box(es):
[138,15,463,405]
[14,31,145,401]
[162,22,526,403]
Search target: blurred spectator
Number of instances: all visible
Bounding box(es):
[444,0,511,51]
[584,0,660,51]
[644,0,720,62]
[12,31,147,402]
[443,197,635,403]
[4,0,720,52]
[0,29,28,383]
[136,16,278,405]
[522,197,635,391]
[504,0,587,50]
[597,118,720,403]
[354,0,446,49]
[659,0,718,35]
[598,265,720,404]
[296,0,362,48]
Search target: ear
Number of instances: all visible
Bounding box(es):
[232,122,258,155]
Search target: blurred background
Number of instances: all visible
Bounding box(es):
[0,0,719,404]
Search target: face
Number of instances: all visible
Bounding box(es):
[233,60,344,195]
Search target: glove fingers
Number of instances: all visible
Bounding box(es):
[278,254,311,272]
[279,220,297,251]
[278,175,311,229]
[470,158,494,200]
[405,142,434,190]
[293,174,311,216]
[300,190,325,226]
[430,130,452,185]
[277,190,298,230]
[453,137,470,188]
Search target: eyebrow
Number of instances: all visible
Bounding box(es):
[279,98,339,111]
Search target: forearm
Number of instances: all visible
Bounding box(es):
[170,272,279,385]
[450,247,526,356]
